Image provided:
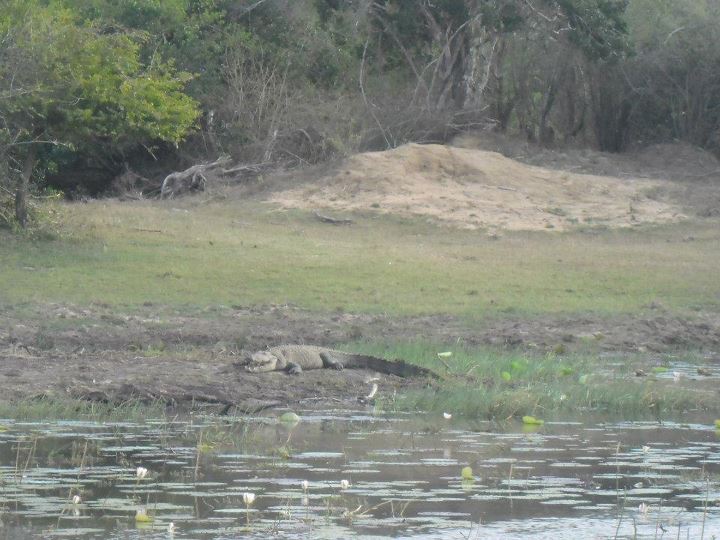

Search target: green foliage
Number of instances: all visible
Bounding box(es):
[2,2,199,147]
[623,0,720,147]
[555,0,631,60]
[0,0,199,225]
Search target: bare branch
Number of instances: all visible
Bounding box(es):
[360,37,391,149]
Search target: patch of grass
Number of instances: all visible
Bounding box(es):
[344,341,719,419]
[0,200,719,315]
[0,397,167,422]
[545,206,568,217]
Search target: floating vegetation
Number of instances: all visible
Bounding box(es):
[279,412,301,424]
[0,413,718,538]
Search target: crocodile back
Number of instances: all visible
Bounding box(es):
[270,345,326,370]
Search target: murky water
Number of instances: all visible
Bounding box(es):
[0,412,719,539]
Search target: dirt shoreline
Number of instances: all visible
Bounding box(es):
[1,303,719,411]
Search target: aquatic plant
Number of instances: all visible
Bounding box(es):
[135,508,152,523]
[279,412,301,424]
[243,492,256,525]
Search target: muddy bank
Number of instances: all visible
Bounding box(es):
[1,302,719,410]
[4,302,719,354]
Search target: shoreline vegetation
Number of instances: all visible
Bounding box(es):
[0,342,716,424]
[346,342,719,421]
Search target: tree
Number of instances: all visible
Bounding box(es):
[353,0,628,111]
[0,1,200,227]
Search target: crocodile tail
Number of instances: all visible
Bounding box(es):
[342,354,438,379]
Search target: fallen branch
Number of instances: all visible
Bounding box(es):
[220,162,272,176]
[160,155,232,199]
[314,211,353,225]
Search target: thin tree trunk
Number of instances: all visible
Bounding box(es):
[15,144,35,228]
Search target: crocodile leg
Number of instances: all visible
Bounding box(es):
[320,352,344,371]
[286,362,303,375]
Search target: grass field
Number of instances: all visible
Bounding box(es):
[1,197,719,316]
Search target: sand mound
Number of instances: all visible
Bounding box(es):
[270,143,685,231]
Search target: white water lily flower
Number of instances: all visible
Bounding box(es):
[301,480,309,492]
[443,412,452,420]
[340,479,350,490]
[136,466,148,479]
[242,492,256,506]
[72,495,81,505]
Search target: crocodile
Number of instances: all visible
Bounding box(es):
[241,345,436,378]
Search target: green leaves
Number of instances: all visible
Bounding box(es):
[1,0,199,163]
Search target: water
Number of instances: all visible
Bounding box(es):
[0,412,719,539]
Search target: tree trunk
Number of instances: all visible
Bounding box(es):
[463,24,497,111]
[539,79,559,146]
[15,144,36,228]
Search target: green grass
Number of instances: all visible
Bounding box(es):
[344,341,719,419]
[0,397,167,422]
[0,199,719,316]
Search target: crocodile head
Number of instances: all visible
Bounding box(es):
[244,350,279,372]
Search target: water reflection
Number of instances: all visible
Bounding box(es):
[0,413,718,538]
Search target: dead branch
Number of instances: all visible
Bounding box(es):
[160,156,232,199]
[220,162,273,177]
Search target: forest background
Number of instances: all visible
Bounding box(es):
[1,0,719,226]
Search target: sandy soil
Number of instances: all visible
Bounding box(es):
[270,143,686,231]
[1,303,718,411]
